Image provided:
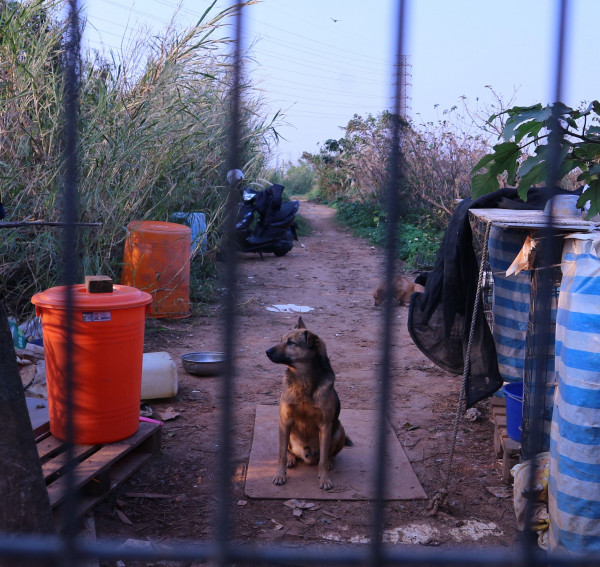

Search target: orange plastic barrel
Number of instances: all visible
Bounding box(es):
[121,220,191,318]
[31,284,152,444]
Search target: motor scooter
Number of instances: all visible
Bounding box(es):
[227,170,299,259]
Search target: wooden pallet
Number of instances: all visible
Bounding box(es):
[490,397,521,484]
[36,420,161,527]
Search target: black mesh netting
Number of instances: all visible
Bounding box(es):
[407,186,579,408]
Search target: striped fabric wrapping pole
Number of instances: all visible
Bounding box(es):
[550,234,600,553]
[488,226,531,383]
[522,259,559,456]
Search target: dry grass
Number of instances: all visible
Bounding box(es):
[0,0,281,318]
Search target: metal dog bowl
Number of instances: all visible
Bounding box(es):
[181,352,226,376]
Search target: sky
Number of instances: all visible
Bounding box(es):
[80,0,600,165]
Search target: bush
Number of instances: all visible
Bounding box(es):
[270,160,315,195]
[303,110,491,230]
[334,200,443,269]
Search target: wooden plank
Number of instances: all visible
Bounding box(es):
[490,396,506,409]
[491,396,509,457]
[37,435,66,461]
[34,423,51,443]
[493,419,507,457]
[38,420,161,525]
[503,436,521,454]
[494,415,507,428]
[492,401,508,457]
[52,451,156,523]
[107,450,156,489]
[492,409,506,424]
[494,426,508,458]
[42,444,99,482]
[46,421,161,509]
[500,434,521,485]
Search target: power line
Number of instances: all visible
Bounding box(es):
[244,13,391,67]
[249,44,391,79]
[84,0,393,75]
[138,0,393,67]
[81,0,399,159]
[86,20,392,83]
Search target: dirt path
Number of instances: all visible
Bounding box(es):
[94,200,518,561]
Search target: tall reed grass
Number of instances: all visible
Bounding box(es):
[0,0,280,318]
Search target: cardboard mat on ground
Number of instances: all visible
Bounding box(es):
[245,405,427,501]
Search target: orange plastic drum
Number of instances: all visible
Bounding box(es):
[31,284,152,444]
[121,221,191,318]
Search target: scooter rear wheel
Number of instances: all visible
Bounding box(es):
[272,241,293,257]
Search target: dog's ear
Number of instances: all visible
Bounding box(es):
[296,316,306,329]
[303,330,319,348]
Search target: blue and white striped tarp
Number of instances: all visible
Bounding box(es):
[550,234,600,554]
[522,277,558,453]
[488,226,531,383]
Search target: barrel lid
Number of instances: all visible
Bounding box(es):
[126,220,191,235]
[31,284,152,310]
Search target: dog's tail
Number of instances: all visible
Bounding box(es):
[344,436,354,447]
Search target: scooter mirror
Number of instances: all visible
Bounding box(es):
[227,169,245,185]
[242,188,258,203]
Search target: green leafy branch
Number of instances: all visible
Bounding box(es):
[470,101,600,217]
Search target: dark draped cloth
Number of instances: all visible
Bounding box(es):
[407,186,579,407]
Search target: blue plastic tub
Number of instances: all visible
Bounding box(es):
[503,382,523,442]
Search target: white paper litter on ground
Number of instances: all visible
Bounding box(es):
[266,304,314,313]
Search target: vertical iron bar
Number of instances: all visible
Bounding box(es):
[370,0,407,564]
[524,0,568,565]
[61,2,81,565]
[215,2,245,565]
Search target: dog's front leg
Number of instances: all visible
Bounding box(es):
[273,417,291,486]
[318,422,333,490]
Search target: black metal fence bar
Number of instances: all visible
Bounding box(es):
[0,534,569,565]
[56,2,82,566]
[214,2,245,565]
[0,0,589,565]
[521,1,568,566]
[368,1,408,565]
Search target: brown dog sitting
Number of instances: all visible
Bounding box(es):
[266,317,350,490]
[373,275,425,306]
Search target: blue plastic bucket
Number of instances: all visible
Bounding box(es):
[503,382,523,442]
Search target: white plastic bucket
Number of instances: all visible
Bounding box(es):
[141,351,178,400]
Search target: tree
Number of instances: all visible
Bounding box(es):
[302,112,399,204]
[471,101,600,216]
[0,301,55,550]
[302,137,355,202]
[304,109,492,228]
[342,113,395,202]
[404,111,489,224]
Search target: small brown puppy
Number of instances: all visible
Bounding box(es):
[373,275,425,306]
[266,317,349,490]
